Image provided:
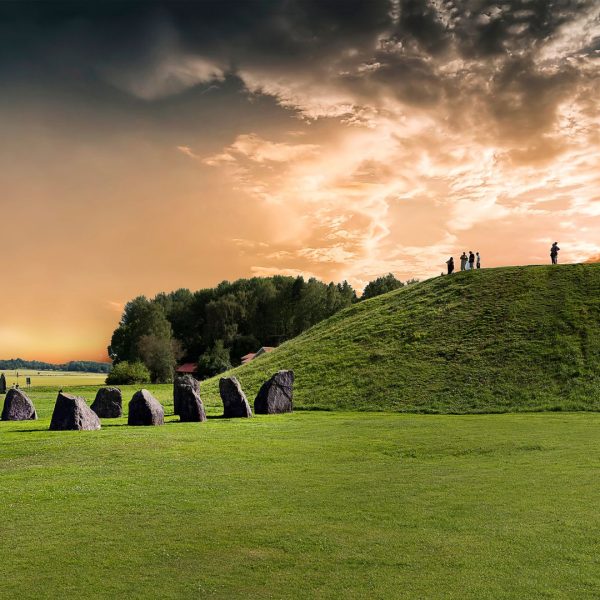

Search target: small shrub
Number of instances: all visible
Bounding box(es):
[106,361,151,385]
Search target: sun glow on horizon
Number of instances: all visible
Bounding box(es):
[0,0,598,360]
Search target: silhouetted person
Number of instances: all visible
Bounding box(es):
[469,251,475,270]
[551,242,560,264]
[476,252,481,269]
[460,252,468,271]
[446,257,454,274]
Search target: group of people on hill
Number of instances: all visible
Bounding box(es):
[445,251,480,274]
[445,242,561,275]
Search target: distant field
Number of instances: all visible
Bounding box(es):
[0,369,107,389]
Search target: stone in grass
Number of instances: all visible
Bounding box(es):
[128,389,164,426]
[1,388,38,421]
[254,370,294,415]
[219,377,252,418]
[91,386,122,418]
[50,392,101,431]
[174,375,206,422]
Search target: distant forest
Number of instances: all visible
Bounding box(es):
[0,358,111,373]
[109,273,414,383]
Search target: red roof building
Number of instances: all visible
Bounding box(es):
[240,353,256,365]
[241,347,275,365]
[176,363,198,375]
[254,346,275,358]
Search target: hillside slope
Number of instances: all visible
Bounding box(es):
[201,264,600,413]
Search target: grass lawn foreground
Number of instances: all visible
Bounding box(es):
[1,386,600,598]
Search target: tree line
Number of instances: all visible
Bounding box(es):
[0,359,111,373]
[108,273,414,383]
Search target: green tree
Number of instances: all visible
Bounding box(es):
[108,275,358,373]
[197,340,232,379]
[362,274,404,300]
[108,296,174,364]
[105,361,150,385]
[295,278,328,333]
[137,334,182,383]
[204,294,244,346]
[230,334,261,365]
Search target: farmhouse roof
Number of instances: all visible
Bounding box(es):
[241,353,256,365]
[254,346,275,357]
[176,363,198,374]
[240,347,276,366]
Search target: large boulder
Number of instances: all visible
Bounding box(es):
[49,392,101,431]
[128,389,164,426]
[0,373,6,394]
[174,375,206,422]
[91,387,122,418]
[219,377,252,418]
[1,388,37,421]
[254,370,294,414]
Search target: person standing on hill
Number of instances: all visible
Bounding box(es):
[469,251,475,270]
[476,252,481,269]
[551,242,560,264]
[460,252,468,271]
[446,257,454,274]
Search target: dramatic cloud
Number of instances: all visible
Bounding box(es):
[0,0,598,359]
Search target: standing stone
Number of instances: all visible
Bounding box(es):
[91,387,122,418]
[219,377,252,418]
[254,370,294,414]
[49,392,101,431]
[174,375,206,422]
[128,389,164,426]
[1,388,37,421]
[0,373,6,394]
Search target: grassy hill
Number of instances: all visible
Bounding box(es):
[3,265,600,598]
[201,264,600,413]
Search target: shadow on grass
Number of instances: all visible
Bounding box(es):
[11,427,50,433]
[10,416,234,432]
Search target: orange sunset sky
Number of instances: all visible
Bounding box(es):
[0,0,599,363]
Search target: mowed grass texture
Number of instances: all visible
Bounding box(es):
[1,404,600,599]
[3,264,600,599]
[202,264,600,413]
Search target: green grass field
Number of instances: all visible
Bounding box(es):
[0,369,107,389]
[3,265,600,598]
[1,386,599,599]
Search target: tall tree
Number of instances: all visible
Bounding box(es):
[362,274,405,300]
[108,275,359,377]
[137,334,182,383]
[108,296,173,363]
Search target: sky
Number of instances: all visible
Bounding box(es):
[0,0,599,362]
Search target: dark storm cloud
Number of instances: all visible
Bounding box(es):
[0,0,596,140]
[0,1,592,73]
